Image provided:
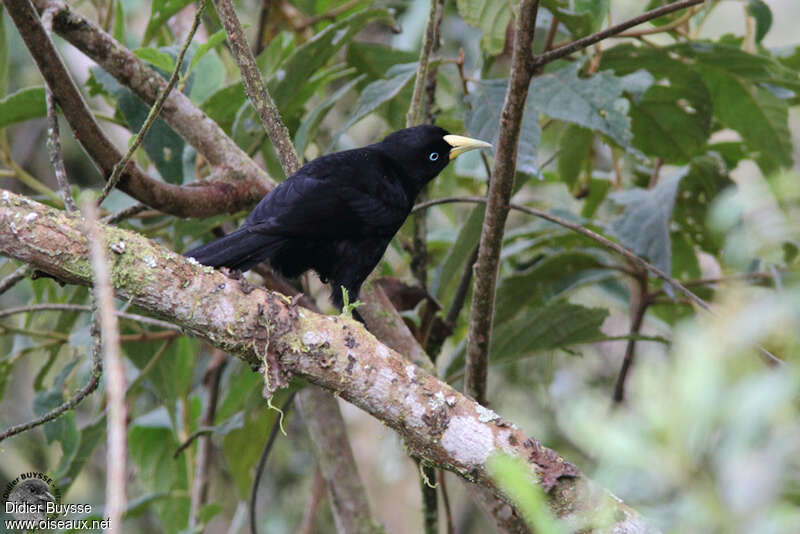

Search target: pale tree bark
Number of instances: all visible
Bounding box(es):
[0,188,655,534]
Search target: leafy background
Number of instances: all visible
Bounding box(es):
[1,0,800,532]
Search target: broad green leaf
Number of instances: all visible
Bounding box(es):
[33,359,81,468]
[456,0,517,55]
[129,417,190,533]
[215,362,263,422]
[91,66,190,183]
[133,47,175,72]
[54,415,105,491]
[695,65,792,173]
[346,42,417,82]
[672,154,734,254]
[188,28,227,73]
[557,124,593,188]
[601,45,712,163]
[113,0,125,44]
[0,87,45,129]
[490,302,609,363]
[541,0,597,38]
[330,62,418,149]
[672,231,701,281]
[528,63,632,149]
[143,0,193,46]
[610,171,685,274]
[124,336,194,417]
[295,74,365,156]
[200,83,244,134]
[747,0,772,44]
[0,7,8,98]
[270,8,394,120]
[465,79,541,175]
[431,205,484,302]
[494,251,609,324]
[222,388,293,498]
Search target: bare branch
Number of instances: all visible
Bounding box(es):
[532,0,705,68]
[0,266,29,296]
[213,0,300,176]
[0,303,181,330]
[298,386,383,534]
[82,199,126,532]
[466,0,541,406]
[613,270,650,404]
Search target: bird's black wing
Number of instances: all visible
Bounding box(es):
[244,149,410,239]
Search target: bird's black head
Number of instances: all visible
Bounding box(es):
[378,125,491,189]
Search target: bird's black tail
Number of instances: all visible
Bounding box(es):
[184,227,283,272]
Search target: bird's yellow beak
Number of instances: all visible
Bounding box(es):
[444,134,493,160]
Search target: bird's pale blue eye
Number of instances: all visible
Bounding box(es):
[429,152,439,161]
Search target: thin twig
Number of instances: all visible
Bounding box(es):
[531,0,705,68]
[251,392,296,534]
[103,203,149,224]
[189,351,227,527]
[0,325,102,443]
[542,15,559,53]
[0,303,181,330]
[406,0,440,127]
[97,0,207,206]
[465,0,541,406]
[252,0,271,56]
[42,8,77,213]
[613,269,650,403]
[617,6,698,38]
[213,0,300,176]
[0,266,29,296]
[82,199,126,532]
[439,470,455,534]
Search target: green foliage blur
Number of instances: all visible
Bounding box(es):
[1,0,799,532]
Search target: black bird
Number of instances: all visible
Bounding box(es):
[185,125,491,319]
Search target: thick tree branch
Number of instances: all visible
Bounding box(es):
[532,0,704,68]
[0,188,654,533]
[298,386,382,534]
[466,0,540,406]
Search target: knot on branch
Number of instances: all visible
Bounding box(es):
[523,437,580,492]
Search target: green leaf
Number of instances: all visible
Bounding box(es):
[672,231,701,281]
[295,74,365,156]
[529,63,632,149]
[747,0,772,44]
[456,0,517,55]
[90,66,190,183]
[124,336,195,416]
[54,415,105,491]
[346,42,418,82]
[188,28,227,73]
[541,0,597,38]
[431,205,484,302]
[129,415,190,533]
[133,47,175,72]
[143,0,193,46]
[601,45,713,163]
[270,7,395,120]
[0,87,46,129]
[494,251,609,325]
[610,171,685,274]
[0,7,8,98]
[465,79,541,175]
[330,62,418,148]
[33,359,81,468]
[672,154,734,254]
[113,0,125,44]
[557,125,593,188]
